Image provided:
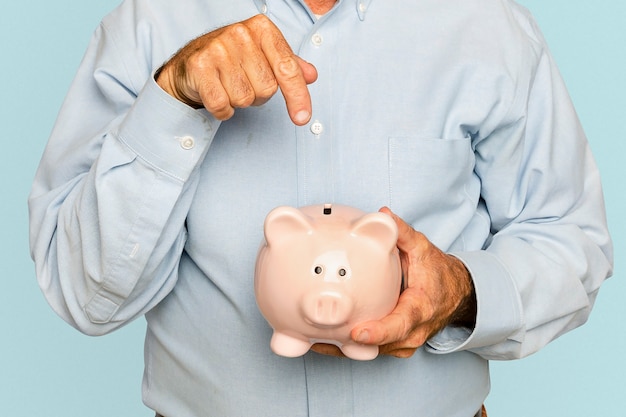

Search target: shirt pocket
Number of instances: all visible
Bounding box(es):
[388,136,479,248]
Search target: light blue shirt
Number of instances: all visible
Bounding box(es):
[29,0,613,416]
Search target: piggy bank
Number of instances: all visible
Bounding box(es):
[254,204,402,360]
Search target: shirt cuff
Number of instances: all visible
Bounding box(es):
[115,75,220,182]
[426,250,524,354]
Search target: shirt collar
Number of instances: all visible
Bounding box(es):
[253,0,374,21]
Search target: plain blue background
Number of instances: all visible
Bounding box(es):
[1,1,624,415]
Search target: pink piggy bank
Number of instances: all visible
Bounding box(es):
[254,204,402,360]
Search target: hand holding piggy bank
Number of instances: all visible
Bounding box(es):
[254,204,402,360]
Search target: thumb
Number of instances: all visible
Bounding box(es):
[296,56,318,85]
[351,296,415,346]
[351,320,388,346]
[379,206,425,253]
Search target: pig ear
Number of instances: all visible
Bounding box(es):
[350,213,398,250]
[264,206,314,246]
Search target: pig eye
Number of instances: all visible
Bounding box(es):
[313,266,324,275]
[338,268,347,277]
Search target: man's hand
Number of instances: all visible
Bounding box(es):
[311,207,476,359]
[156,14,317,125]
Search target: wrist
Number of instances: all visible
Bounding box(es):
[448,257,477,329]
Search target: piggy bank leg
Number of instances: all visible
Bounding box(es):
[270,332,312,358]
[340,342,380,361]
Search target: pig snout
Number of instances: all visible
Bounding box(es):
[302,291,353,327]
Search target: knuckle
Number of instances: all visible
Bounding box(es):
[214,107,235,121]
[276,56,301,79]
[227,22,253,43]
[252,62,279,96]
[227,73,256,108]
[204,91,232,117]
[256,79,279,98]
[230,91,255,108]
[206,39,230,63]
[249,13,274,30]
[401,315,416,339]
[184,55,204,75]
[186,46,222,75]
[411,331,429,348]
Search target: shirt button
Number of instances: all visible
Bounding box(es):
[311,33,323,46]
[310,121,324,135]
[180,136,195,150]
[359,2,367,13]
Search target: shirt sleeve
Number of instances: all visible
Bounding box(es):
[28,22,220,335]
[427,16,613,359]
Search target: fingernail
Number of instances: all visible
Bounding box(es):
[294,110,310,125]
[356,330,369,343]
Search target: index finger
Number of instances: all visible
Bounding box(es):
[258,22,315,125]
